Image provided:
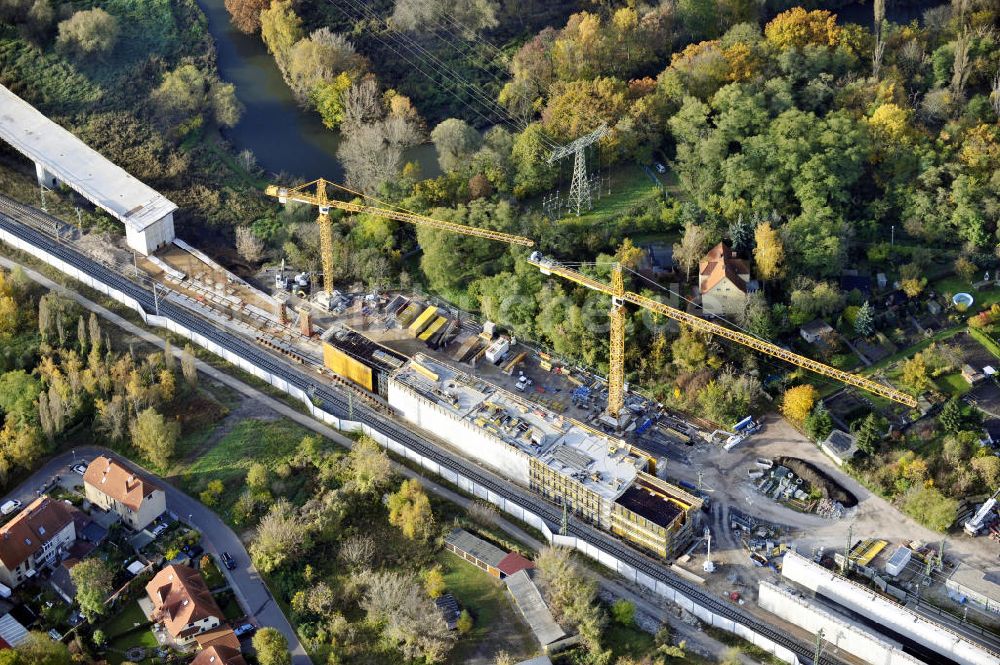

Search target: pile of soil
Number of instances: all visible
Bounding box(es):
[774,457,858,508]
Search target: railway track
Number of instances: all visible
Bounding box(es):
[0,199,842,665]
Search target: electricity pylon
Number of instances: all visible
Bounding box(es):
[548,124,609,217]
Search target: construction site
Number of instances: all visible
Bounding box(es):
[6,83,1000,665]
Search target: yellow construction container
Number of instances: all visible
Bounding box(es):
[419,316,447,341]
[409,306,438,335]
[322,343,373,391]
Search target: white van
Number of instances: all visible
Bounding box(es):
[1,499,22,516]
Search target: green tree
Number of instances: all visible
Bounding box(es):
[611,599,635,626]
[728,213,755,254]
[286,29,363,104]
[804,404,833,442]
[424,566,446,599]
[854,301,875,337]
[387,479,435,542]
[260,0,302,71]
[0,632,71,665]
[151,65,243,131]
[456,609,474,634]
[250,499,307,573]
[671,325,711,374]
[938,397,966,433]
[310,72,353,129]
[901,353,931,394]
[129,408,179,467]
[854,413,884,454]
[0,370,41,419]
[431,119,483,173]
[252,627,291,665]
[903,486,957,532]
[70,558,113,621]
[345,436,392,494]
[246,461,269,492]
[56,8,118,58]
[199,479,225,506]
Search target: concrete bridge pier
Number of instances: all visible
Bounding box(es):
[35,162,60,189]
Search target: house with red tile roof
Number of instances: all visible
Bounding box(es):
[0,497,76,588]
[698,242,752,318]
[83,456,166,531]
[145,565,222,643]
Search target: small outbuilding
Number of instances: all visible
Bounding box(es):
[820,429,858,466]
[444,529,507,578]
[800,319,835,345]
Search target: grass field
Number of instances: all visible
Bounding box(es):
[561,164,664,228]
[936,372,972,395]
[178,418,316,516]
[437,550,536,664]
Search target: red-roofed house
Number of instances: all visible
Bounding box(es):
[84,456,166,531]
[0,497,76,588]
[145,565,222,643]
[698,242,751,318]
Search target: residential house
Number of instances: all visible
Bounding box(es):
[698,242,752,318]
[145,565,222,643]
[800,319,836,345]
[193,628,246,665]
[191,646,247,665]
[83,456,166,531]
[0,497,76,588]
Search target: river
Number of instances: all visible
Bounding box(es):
[196,0,438,181]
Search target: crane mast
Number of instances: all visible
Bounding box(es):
[528,252,918,413]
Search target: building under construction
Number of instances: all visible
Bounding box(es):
[387,354,702,558]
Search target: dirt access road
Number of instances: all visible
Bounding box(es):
[670,414,999,585]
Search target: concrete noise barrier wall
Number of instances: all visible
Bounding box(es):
[0,222,803,665]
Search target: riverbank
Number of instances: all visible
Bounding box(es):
[195,0,439,181]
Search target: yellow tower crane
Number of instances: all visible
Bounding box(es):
[265,179,535,294]
[526,252,918,416]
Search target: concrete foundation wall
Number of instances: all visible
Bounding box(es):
[782,551,999,665]
[758,582,922,665]
[387,380,531,486]
[0,222,805,665]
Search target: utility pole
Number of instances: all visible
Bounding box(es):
[560,503,568,536]
[39,183,48,213]
[813,628,825,665]
[842,524,853,574]
[547,124,609,217]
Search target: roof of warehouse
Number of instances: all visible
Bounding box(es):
[445,529,506,568]
[0,85,176,232]
[394,354,645,500]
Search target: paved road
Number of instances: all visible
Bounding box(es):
[0,255,755,664]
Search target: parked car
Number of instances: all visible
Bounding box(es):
[71,464,87,476]
[233,623,255,638]
[1,500,21,516]
[221,551,237,570]
[150,523,169,537]
[655,162,666,173]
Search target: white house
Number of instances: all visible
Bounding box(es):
[83,456,166,531]
[699,243,752,318]
[146,565,223,643]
